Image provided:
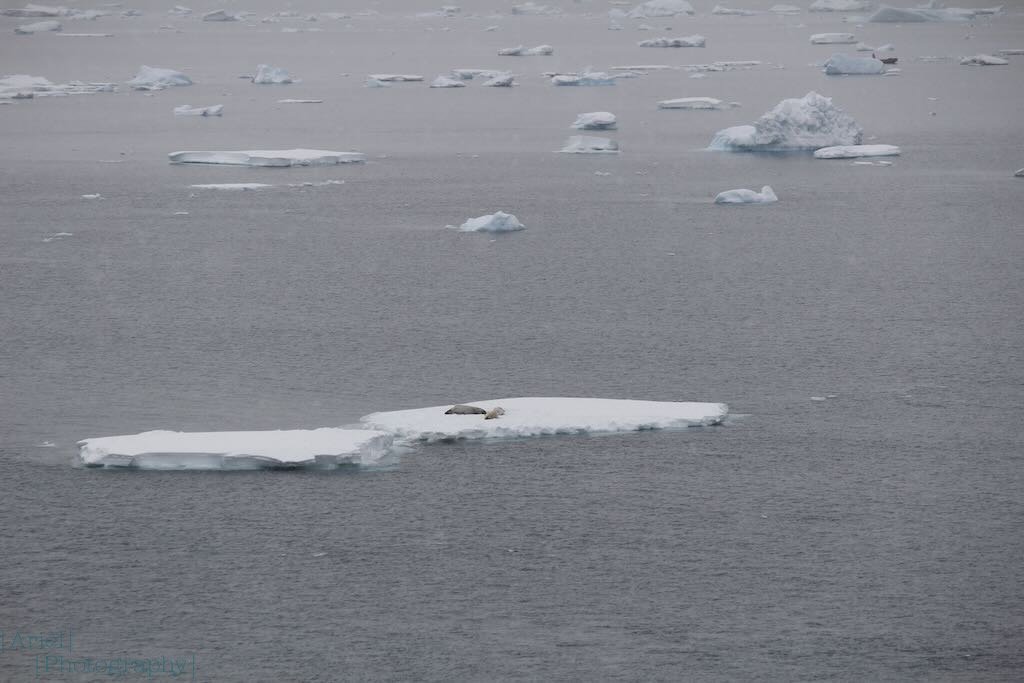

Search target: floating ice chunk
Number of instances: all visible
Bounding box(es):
[55,32,112,37]
[498,44,554,56]
[551,71,616,86]
[448,211,524,232]
[770,4,801,13]
[253,64,297,84]
[361,397,728,443]
[482,72,516,86]
[81,193,101,199]
[809,0,871,10]
[711,5,757,15]
[1015,168,1024,177]
[658,96,734,110]
[715,185,777,204]
[868,6,974,22]
[278,98,323,103]
[511,2,561,15]
[14,19,61,33]
[430,75,466,88]
[202,9,237,21]
[450,68,508,80]
[169,149,366,167]
[126,65,191,91]
[190,183,271,190]
[0,74,116,97]
[999,49,1024,56]
[709,91,862,151]
[572,111,617,130]
[627,0,695,18]
[811,33,856,44]
[814,143,900,158]
[368,74,424,82]
[638,35,705,47]
[168,5,191,15]
[824,53,886,74]
[365,78,390,88]
[611,64,673,71]
[558,135,619,154]
[78,428,393,469]
[2,4,60,16]
[960,54,1009,66]
[173,104,223,116]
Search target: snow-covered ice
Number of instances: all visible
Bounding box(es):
[482,73,515,87]
[811,33,857,45]
[498,44,553,56]
[169,149,366,167]
[709,91,862,152]
[14,19,61,33]
[361,397,728,443]
[824,54,886,75]
[558,135,619,153]
[868,6,977,22]
[814,144,900,158]
[173,104,223,116]
[770,4,801,13]
[960,54,1009,66]
[368,74,424,82]
[202,9,237,21]
[448,211,525,232]
[658,97,734,110]
[715,185,778,204]
[809,0,872,10]
[638,35,705,48]
[252,64,297,84]
[511,2,561,15]
[627,0,695,18]
[430,75,466,88]
[572,112,617,130]
[126,66,191,91]
[77,428,393,469]
[551,71,616,86]
[711,5,757,15]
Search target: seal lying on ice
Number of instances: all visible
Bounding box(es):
[484,407,505,420]
[444,404,487,415]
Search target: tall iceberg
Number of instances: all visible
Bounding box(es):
[708,91,862,152]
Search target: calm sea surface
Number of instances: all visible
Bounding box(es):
[2,1,1022,680]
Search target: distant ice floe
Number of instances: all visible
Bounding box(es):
[368,74,424,82]
[202,9,238,21]
[168,5,191,16]
[278,98,323,104]
[868,6,993,22]
[558,135,619,153]
[0,74,115,98]
[711,5,757,15]
[658,97,735,110]
[126,65,191,91]
[190,183,271,190]
[482,72,516,87]
[1015,169,1024,177]
[551,70,616,86]
[14,19,61,33]
[814,144,900,158]
[809,0,872,10]
[169,149,366,167]
[959,54,1009,66]
[361,397,727,443]
[824,53,885,75]
[572,111,617,130]
[498,44,554,56]
[709,91,862,152]
[448,211,525,233]
[78,429,393,469]
[715,185,777,204]
[627,0,695,18]
[451,68,508,80]
[56,32,112,37]
[430,75,466,88]
[811,33,856,45]
[770,3,801,13]
[638,35,705,48]
[511,2,561,15]
[999,49,1024,56]
[173,104,223,116]
[252,64,297,84]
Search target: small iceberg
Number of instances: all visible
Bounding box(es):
[638,35,705,48]
[811,33,857,45]
[77,428,393,469]
[482,73,515,87]
[169,149,366,167]
[658,97,734,110]
[813,144,900,158]
[558,135,619,154]
[368,74,424,82]
[627,0,695,18]
[126,65,191,91]
[551,71,616,86]
[430,75,466,88]
[448,211,525,233]
[960,54,1009,66]
[14,19,61,33]
[202,9,237,21]
[277,98,323,104]
[809,0,872,10]
[497,44,554,56]
[868,6,979,22]
[572,111,617,130]
[173,104,223,116]
[511,2,561,15]
[711,5,757,15]
[824,53,885,75]
[252,64,297,84]
[361,397,728,443]
[708,91,862,152]
[769,4,801,13]
[715,185,777,204]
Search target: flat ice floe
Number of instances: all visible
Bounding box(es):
[126,66,192,91]
[868,6,979,22]
[173,104,223,116]
[14,19,61,33]
[811,33,856,45]
[368,74,424,82]
[361,397,728,443]
[551,71,616,86]
[627,0,695,18]
[658,97,735,110]
[252,64,297,84]
[638,35,705,48]
[448,211,525,232]
[814,144,900,158]
[709,91,862,152]
[189,183,271,190]
[715,185,778,204]
[769,3,801,13]
[572,111,617,130]
[809,0,872,10]
[78,429,393,469]
[959,54,1009,66]
[711,5,757,15]
[430,75,466,88]
[277,99,323,104]
[169,149,366,167]
[497,44,554,56]
[824,54,885,75]
[482,73,515,87]
[558,135,619,153]
[202,9,238,21]
[0,74,116,97]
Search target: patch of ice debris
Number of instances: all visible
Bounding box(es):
[498,44,554,56]
[190,183,271,190]
[868,6,988,22]
[511,2,561,15]
[448,211,525,232]
[658,97,735,110]
[714,185,778,204]
[0,74,115,98]
[638,35,705,48]
[811,33,856,45]
[14,19,61,33]
[558,135,619,153]
[814,144,900,158]
[809,0,872,11]
[711,5,757,15]
[430,75,466,88]
[551,70,616,86]
[368,74,424,82]
[959,54,1008,66]
[627,0,695,18]
[169,149,366,167]
[709,91,862,152]
[202,9,237,21]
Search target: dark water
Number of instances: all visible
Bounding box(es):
[2,2,1023,680]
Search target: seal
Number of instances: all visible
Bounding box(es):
[484,407,505,420]
[444,404,486,415]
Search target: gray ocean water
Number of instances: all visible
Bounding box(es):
[2,1,1023,680]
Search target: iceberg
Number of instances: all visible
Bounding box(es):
[558,135,619,153]
[1015,169,1024,177]
[627,0,695,18]
[709,91,862,152]
[813,144,900,158]
[173,104,223,116]
[252,64,297,84]
[572,111,617,130]
[770,4,801,13]
[126,65,191,91]
[715,185,777,204]
[78,428,393,469]
[14,19,61,33]
[551,71,615,86]
[960,54,1009,66]
[361,397,728,443]
[809,0,872,10]
[201,9,237,21]
[510,2,561,15]
[638,35,705,48]
[482,73,515,87]
[430,75,466,88]
[811,33,857,45]
[368,74,424,82]
[711,5,757,15]
[658,97,734,110]
[168,149,366,167]
[868,6,977,22]
[824,53,885,75]
[449,211,525,232]
[498,44,554,56]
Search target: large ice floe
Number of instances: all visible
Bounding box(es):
[658,97,735,110]
[627,0,695,18]
[824,53,886,75]
[868,6,989,22]
[959,54,1009,66]
[809,0,872,10]
[811,33,856,45]
[715,185,778,204]
[572,111,617,130]
[168,149,366,167]
[638,35,705,48]
[708,91,862,152]
[173,104,223,116]
[126,66,191,91]
[0,74,115,98]
[813,144,900,158]
[78,429,393,469]
[252,64,297,84]
[361,397,727,443]
[448,211,525,232]
[551,71,616,86]
[14,19,61,33]
[430,75,466,88]
[558,135,619,153]
[368,74,424,82]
